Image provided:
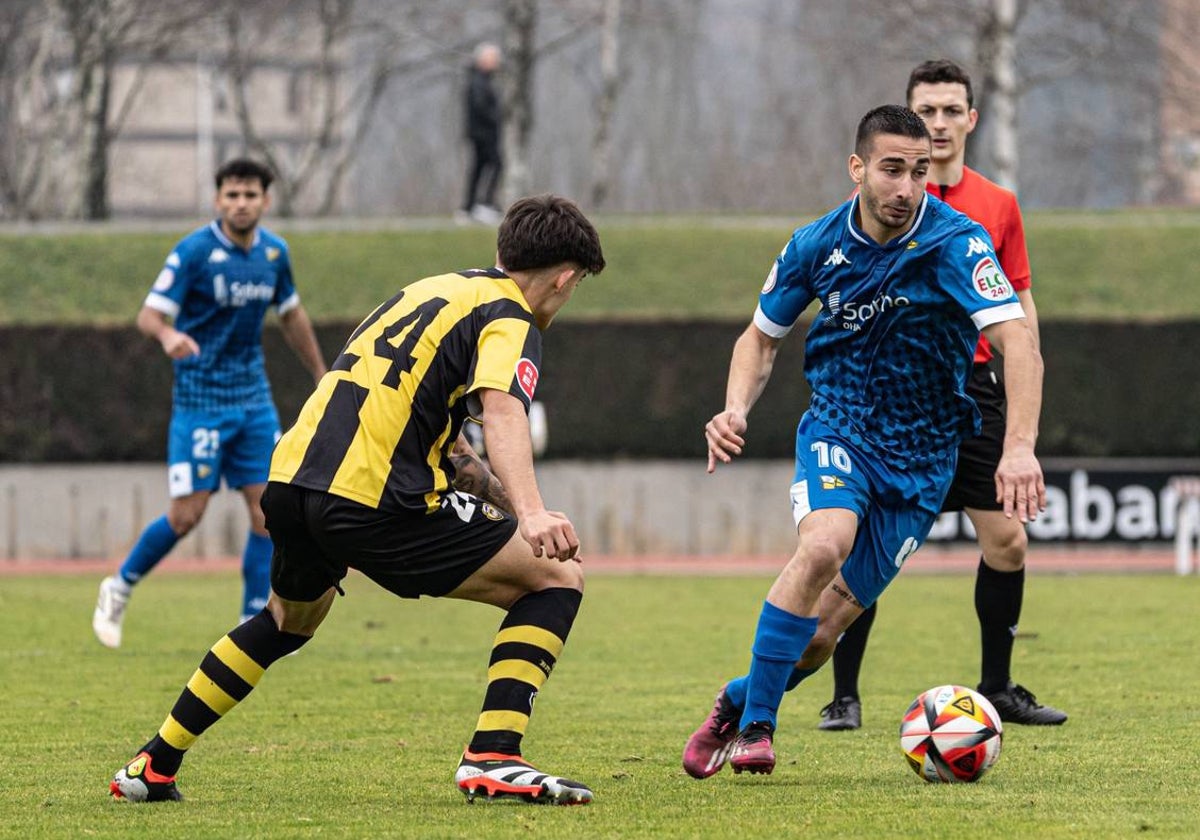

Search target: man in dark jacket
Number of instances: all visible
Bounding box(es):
[459,43,503,224]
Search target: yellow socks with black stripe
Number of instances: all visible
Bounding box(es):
[467,587,582,756]
[141,610,309,775]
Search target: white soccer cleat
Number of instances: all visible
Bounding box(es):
[92,576,130,648]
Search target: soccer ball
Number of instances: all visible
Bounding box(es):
[899,684,1003,783]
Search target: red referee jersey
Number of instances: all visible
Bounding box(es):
[928,166,1032,364]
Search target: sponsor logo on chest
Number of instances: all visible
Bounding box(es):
[212,273,275,307]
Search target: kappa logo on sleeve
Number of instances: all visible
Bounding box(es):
[971,256,1013,301]
[516,358,539,400]
[965,236,992,257]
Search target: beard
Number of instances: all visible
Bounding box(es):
[860,187,914,231]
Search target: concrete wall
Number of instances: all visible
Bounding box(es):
[0,461,799,560]
[7,458,1196,559]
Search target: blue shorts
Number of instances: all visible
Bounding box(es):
[166,404,281,498]
[789,412,956,607]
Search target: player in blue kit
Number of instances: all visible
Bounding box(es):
[682,105,1045,779]
[93,158,326,649]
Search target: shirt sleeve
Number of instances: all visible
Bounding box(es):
[997,192,1032,292]
[754,234,816,338]
[273,241,301,314]
[143,241,194,318]
[467,316,542,413]
[940,226,1025,331]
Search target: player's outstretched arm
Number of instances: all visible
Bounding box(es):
[479,387,579,561]
[136,305,199,359]
[706,324,781,473]
[981,318,1046,522]
[279,304,327,385]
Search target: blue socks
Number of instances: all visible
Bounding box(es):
[241,531,274,620]
[738,601,818,730]
[118,516,179,585]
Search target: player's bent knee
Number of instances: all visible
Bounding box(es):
[982,526,1027,571]
[536,558,585,593]
[166,509,201,536]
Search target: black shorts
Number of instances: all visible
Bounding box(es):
[942,362,1006,513]
[260,482,519,602]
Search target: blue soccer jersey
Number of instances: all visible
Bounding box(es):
[755,194,1024,468]
[144,221,300,411]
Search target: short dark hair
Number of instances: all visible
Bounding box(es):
[214,158,274,191]
[906,59,974,109]
[497,194,606,276]
[854,105,931,159]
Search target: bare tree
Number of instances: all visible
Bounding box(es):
[0,0,193,220]
[0,2,62,220]
[974,0,1021,188]
[222,0,473,216]
[501,0,538,202]
[55,0,200,219]
[590,0,622,208]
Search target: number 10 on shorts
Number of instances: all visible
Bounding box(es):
[811,440,853,474]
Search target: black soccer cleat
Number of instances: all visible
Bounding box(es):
[981,681,1067,726]
[818,695,862,731]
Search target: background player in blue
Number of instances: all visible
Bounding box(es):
[93,158,326,649]
[682,105,1045,779]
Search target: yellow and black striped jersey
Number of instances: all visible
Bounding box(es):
[270,268,542,512]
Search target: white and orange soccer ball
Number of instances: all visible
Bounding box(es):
[900,684,1003,783]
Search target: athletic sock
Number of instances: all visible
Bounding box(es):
[975,557,1024,694]
[240,531,274,620]
[726,664,817,709]
[118,516,179,585]
[141,610,309,775]
[830,602,877,700]
[467,587,582,756]
[739,601,818,730]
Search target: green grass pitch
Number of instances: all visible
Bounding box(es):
[1,571,1197,838]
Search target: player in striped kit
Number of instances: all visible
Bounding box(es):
[109,194,606,806]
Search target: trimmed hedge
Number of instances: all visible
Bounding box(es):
[2,320,1196,462]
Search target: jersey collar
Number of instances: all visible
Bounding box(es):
[846,193,928,249]
[209,219,262,251]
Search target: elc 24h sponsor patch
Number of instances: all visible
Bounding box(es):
[971,256,1013,302]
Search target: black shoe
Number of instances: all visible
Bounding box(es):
[818,696,862,731]
[981,682,1067,726]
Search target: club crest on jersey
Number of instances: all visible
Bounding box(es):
[266,247,280,262]
[965,236,992,257]
[971,256,1013,301]
[516,358,539,400]
[480,502,505,521]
